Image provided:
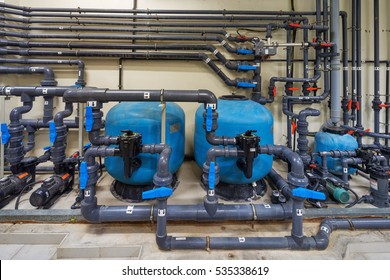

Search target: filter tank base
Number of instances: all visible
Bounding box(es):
[201,178,267,202]
[110,174,178,203]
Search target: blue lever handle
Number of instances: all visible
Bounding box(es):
[49,121,57,144]
[237,81,257,88]
[292,187,326,200]
[237,65,257,71]
[208,161,216,190]
[205,105,213,132]
[79,161,88,190]
[237,48,254,55]
[1,123,10,145]
[142,187,173,200]
[85,106,94,132]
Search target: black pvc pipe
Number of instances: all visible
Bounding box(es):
[373,0,380,146]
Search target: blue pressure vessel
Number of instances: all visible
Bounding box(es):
[194,95,274,184]
[315,132,358,175]
[105,102,185,185]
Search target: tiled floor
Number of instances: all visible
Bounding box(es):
[0,160,390,259]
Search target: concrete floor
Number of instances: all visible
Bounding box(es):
[1,160,390,260]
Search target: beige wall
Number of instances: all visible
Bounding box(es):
[1,0,389,156]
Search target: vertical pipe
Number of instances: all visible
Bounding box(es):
[341,12,350,125]
[373,0,380,146]
[78,103,84,156]
[0,96,5,178]
[351,0,357,126]
[286,29,292,148]
[386,61,389,146]
[330,0,341,124]
[356,0,363,139]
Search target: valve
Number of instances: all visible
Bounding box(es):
[49,121,57,144]
[237,48,253,55]
[85,106,94,132]
[142,186,173,200]
[291,187,326,200]
[118,130,142,178]
[30,173,72,207]
[1,123,10,145]
[235,130,260,179]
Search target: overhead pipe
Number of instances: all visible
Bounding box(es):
[0,58,85,87]
[355,0,363,137]
[0,3,319,16]
[0,66,57,86]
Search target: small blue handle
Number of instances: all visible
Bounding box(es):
[142,186,173,200]
[79,161,88,190]
[237,81,257,88]
[85,106,94,132]
[237,65,257,71]
[1,123,10,145]
[237,48,254,55]
[49,121,57,144]
[206,105,213,132]
[83,143,92,150]
[43,146,51,151]
[208,161,216,190]
[292,187,326,200]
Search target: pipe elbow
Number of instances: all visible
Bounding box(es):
[156,235,172,251]
[198,89,217,106]
[80,199,101,223]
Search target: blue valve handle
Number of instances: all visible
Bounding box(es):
[237,48,254,55]
[83,143,92,150]
[1,123,10,145]
[205,105,213,132]
[237,81,257,88]
[208,161,216,190]
[43,146,51,151]
[79,161,88,190]
[292,187,326,201]
[142,186,173,200]
[49,121,57,144]
[85,106,94,132]
[237,65,257,71]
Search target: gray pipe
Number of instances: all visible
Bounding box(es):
[0,57,85,86]
[341,157,362,183]
[51,103,73,167]
[330,0,341,124]
[259,145,308,187]
[296,108,321,165]
[0,86,74,97]
[0,65,57,86]
[267,168,291,199]
[341,125,390,140]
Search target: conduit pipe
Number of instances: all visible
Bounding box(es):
[0,66,57,86]
[0,58,85,86]
[330,0,341,125]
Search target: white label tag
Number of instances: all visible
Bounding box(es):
[84,190,91,197]
[208,190,215,196]
[175,237,187,241]
[238,237,246,243]
[126,206,134,214]
[87,101,97,107]
[206,103,216,110]
[158,209,166,217]
[144,92,150,99]
[42,88,48,95]
[264,204,271,209]
[321,226,330,234]
[296,209,303,216]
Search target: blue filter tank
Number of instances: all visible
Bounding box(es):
[105,102,185,185]
[315,131,358,175]
[194,95,274,184]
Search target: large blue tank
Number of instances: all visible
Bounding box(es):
[194,96,274,184]
[315,132,358,175]
[105,102,185,185]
